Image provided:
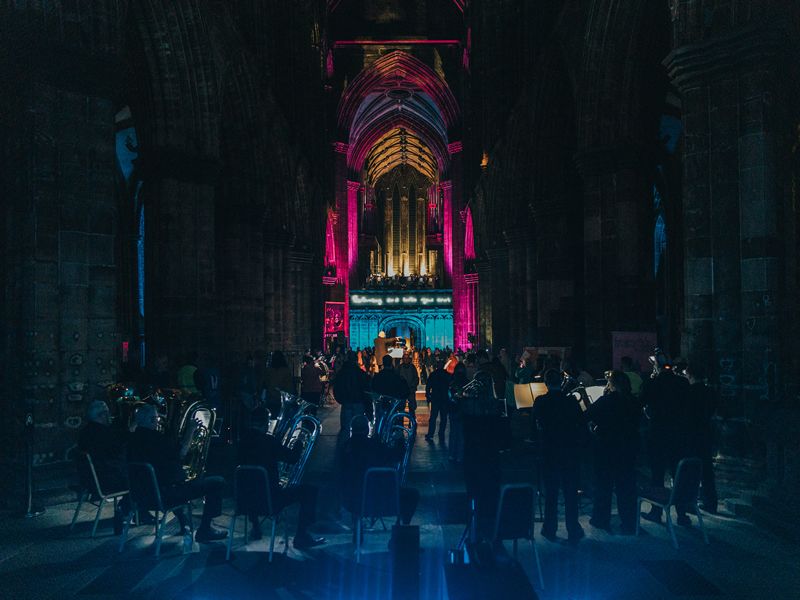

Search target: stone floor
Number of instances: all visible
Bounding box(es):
[0,402,796,599]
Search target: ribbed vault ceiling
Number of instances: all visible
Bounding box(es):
[364,127,437,184]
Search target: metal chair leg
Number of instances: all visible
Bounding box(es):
[269,518,277,563]
[531,539,544,590]
[155,513,167,557]
[118,510,133,553]
[91,501,104,538]
[356,518,362,564]
[635,498,642,536]
[695,502,709,544]
[665,507,678,549]
[226,514,236,561]
[70,491,87,531]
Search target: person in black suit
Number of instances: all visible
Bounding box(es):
[640,352,690,522]
[127,405,227,542]
[585,370,640,534]
[425,360,451,442]
[532,368,586,543]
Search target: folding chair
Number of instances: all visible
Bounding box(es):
[493,483,544,590]
[69,452,129,538]
[355,467,400,563]
[637,457,709,549]
[226,465,286,562]
[119,462,194,557]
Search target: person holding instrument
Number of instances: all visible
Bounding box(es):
[532,368,586,543]
[584,370,640,534]
[127,405,227,543]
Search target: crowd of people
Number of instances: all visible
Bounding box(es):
[77,340,718,554]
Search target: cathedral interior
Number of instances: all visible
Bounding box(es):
[1,1,800,599]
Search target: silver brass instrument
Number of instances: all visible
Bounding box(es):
[365,392,406,438]
[177,401,216,481]
[455,373,500,416]
[383,411,416,485]
[277,414,321,487]
[269,390,315,441]
[268,390,321,488]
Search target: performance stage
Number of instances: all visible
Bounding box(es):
[348,289,454,350]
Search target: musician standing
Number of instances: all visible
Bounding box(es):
[333,351,370,445]
[127,405,227,542]
[532,368,586,543]
[682,363,718,515]
[300,355,325,412]
[373,331,398,367]
[371,355,410,404]
[640,352,690,523]
[397,353,420,414]
[584,370,640,534]
[425,359,451,443]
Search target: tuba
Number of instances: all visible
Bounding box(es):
[382,410,417,485]
[177,401,216,481]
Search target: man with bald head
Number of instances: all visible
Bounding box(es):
[127,405,227,542]
[77,400,130,532]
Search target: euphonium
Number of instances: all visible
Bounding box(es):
[269,390,315,441]
[366,393,405,439]
[177,401,216,481]
[277,414,321,488]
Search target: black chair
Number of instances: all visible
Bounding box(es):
[354,467,400,563]
[226,465,286,562]
[119,462,193,557]
[637,457,709,549]
[70,452,129,538]
[492,483,544,590]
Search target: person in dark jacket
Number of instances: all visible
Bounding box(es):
[585,370,640,534]
[127,405,227,543]
[681,362,718,515]
[77,400,130,533]
[237,428,325,549]
[640,352,690,522]
[425,360,452,442]
[532,368,586,543]
[371,354,410,402]
[333,351,370,444]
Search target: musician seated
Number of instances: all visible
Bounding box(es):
[237,428,326,549]
[341,419,419,528]
[77,400,130,533]
[127,405,227,542]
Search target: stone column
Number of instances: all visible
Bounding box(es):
[504,227,536,352]
[218,200,265,355]
[574,146,654,371]
[464,272,480,347]
[143,174,219,363]
[665,24,790,418]
[445,140,468,349]
[481,247,510,351]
